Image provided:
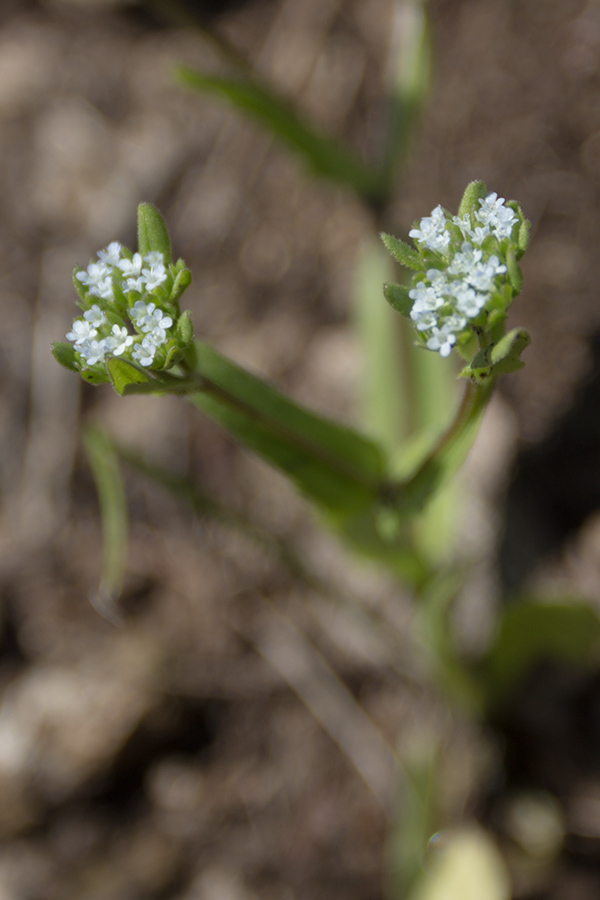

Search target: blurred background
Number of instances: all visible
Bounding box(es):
[3,0,600,897]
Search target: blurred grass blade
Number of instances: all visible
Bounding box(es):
[354,236,406,453]
[176,66,386,204]
[190,340,387,519]
[386,738,440,898]
[480,600,600,709]
[83,427,128,622]
[383,0,431,186]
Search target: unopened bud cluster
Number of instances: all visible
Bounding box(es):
[59,235,193,384]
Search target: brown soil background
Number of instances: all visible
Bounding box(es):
[2,0,600,898]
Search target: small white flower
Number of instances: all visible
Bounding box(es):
[130,300,150,326]
[97,242,122,266]
[76,261,111,290]
[142,264,167,291]
[467,255,506,293]
[141,305,172,333]
[78,339,107,366]
[427,269,450,297]
[144,251,164,266]
[448,242,482,276]
[91,278,114,301]
[426,326,456,357]
[470,224,490,245]
[66,319,97,345]
[443,313,467,332]
[83,305,106,328]
[123,276,145,293]
[118,253,143,278]
[475,192,505,225]
[132,337,158,367]
[491,205,516,239]
[409,205,451,252]
[452,285,487,318]
[452,214,473,239]
[130,301,173,342]
[104,325,134,357]
[414,311,438,331]
[409,282,444,318]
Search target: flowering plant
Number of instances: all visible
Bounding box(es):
[381,180,531,382]
[52,204,194,387]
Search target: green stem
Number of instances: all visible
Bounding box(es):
[394,376,497,514]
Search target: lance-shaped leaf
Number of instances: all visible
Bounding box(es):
[384,282,413,317]
[83,427,128,620]
[505,248,523,294]
[176,67,385,203]
[457,180,487,219]
[380,232,424,270]
[188,341,386,519]
[137,202,172,264]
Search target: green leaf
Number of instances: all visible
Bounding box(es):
[169,267,192,303]
[506,248,523,294]
[52,341,79,372]
[387,739,441,899]
[518,217,531,256]
[189,341,386,518]
[175,309,194,344]
[384,282,413,317]
[106,356,154,396]
[489,328,530,375]
[457,180,487,219]
[81,367,111,385]
[137,202,172,264]
[460,329,530,383]
[481,600,600,707]
[83,427,128,620]
[176,67,385,203]
[380,232,424,270]
[381,0,431,188]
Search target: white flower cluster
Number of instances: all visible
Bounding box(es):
[67,243,174,368]
[406,193,515,357]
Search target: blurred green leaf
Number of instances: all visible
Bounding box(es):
[83,427,129,621]
[481,600,600,707]
[176,66,385,203]
[386,739,440,898]
[190,340,387,519]
[382,0,431,186]
[354,238,406,454]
